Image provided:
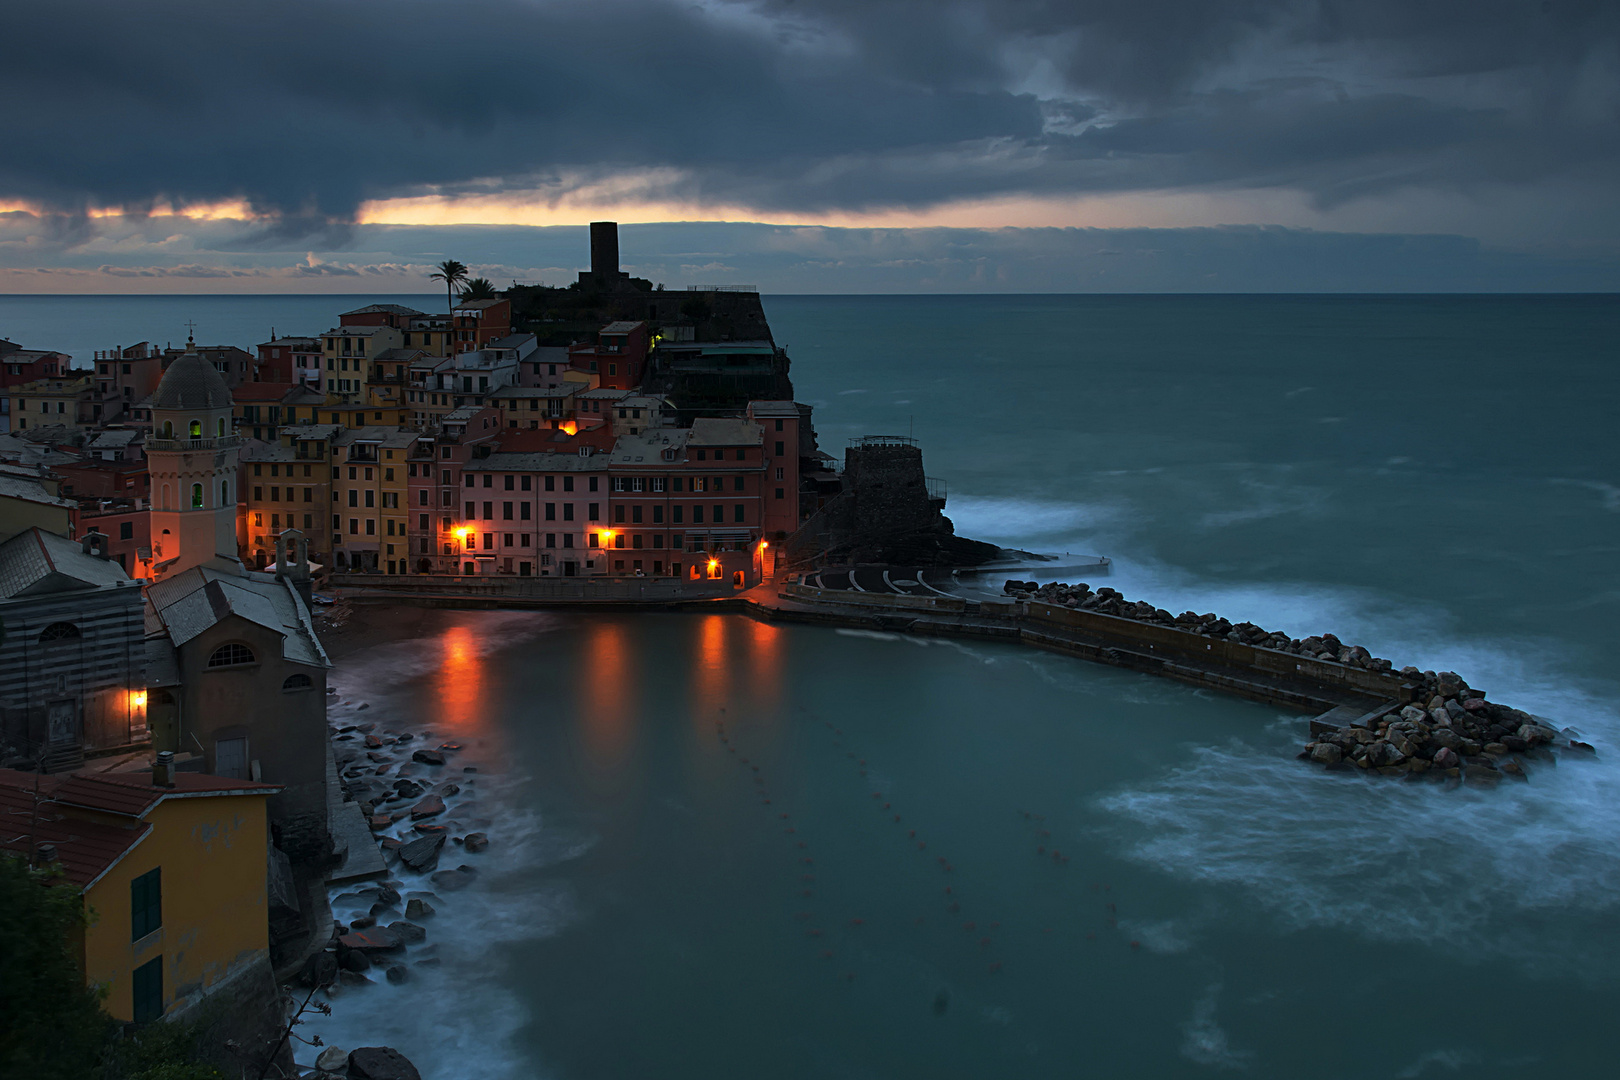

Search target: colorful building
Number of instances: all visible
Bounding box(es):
[0,766,282,1023]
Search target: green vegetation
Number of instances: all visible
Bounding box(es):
[0,856,223,1080]
[429,259,469,315]
[458,277,498,301]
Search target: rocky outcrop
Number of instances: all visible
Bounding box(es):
[1300,669,1572,782]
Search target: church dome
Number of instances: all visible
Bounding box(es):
[151,347,233,411]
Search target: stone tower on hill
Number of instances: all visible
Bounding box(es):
[146,341,242,579]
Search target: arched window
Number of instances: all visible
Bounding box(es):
[38,622,81,643]
[161,420,174,438]
[206,643,256,668]
[191,483,204,509]
[189,419,202,438]
[220,480,229,505]
[160,483,171,510]
[281,673,313,692]
[217,417,226,437]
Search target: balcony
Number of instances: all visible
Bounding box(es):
[146,435,241,452]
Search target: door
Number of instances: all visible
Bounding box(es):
[47,700,79,745]
[214,737,248,780]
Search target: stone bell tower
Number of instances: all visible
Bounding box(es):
[147,337,243,579]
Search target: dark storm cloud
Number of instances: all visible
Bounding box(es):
[1,0,1616,228]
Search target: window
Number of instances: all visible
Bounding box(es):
[188,419,202,438]
[673,506,684,524]
[614,505,625,523]
[735,505,746,523]
[207,643,255,667]
[483,501,493,519]
[693,506,704,524]
[652,506,663,524]
[503,502,513,520]
[120,520,134,540]
[521,476,532,491]
[520,503,531,520]
[776,487,785,500]
[776,441,786,456]
[588,503,600,521]
[482,475,493,488]
[775,467,785,481]
[282,673,313,692]
[715,449,725,461]
[775,419,784,432]
[38,622,81,643]
[588,476,598,492]
[652,477,666,492]
[563,504,574,521]
[191,484,203,509]
[613,477,626,492]
[133,957,163,1024]
[564,476,575,493]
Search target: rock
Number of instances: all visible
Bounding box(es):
[397,834,445,872]
[364,735,384,749]
[1310,743,1343,765]
[1500,735,1529,752]
[340,949,372,973]
[1436,671,1466,699]
[429,867,476,891]
[338,927,402,953]
[388,920,428,944]
[463,831,489,853]
[1462,697,1488,713]
[1300,636,1324,654]
[393,779,425,799]
[349,916,375,930]
[1400,705,1427,723]
[1498,759,1528,780]
[405,898,435,920]
[299,949,338,988]
[367,815,392,831]
[410,795,446,820]
[1432,747,1460,770]
[1464,764,1500,786]
[414,823,449,837]
[1483,742,1509,756]
[1518,723,1559,746]
[436,783,461,797]
[463,766,478,773]
[347,1046,422,1080]
[316,1046,350,1074]
[1569,740,1597,754]
[395,732,414,743]
[384,963,410,985]
[411,750,445,767]
[1444,699,1468,722]
[378,837,405,854]
[337,969,370,987]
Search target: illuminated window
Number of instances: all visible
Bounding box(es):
[189,419,202,438]
[191,484,203,509]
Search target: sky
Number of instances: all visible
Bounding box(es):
[2,0,1617,293]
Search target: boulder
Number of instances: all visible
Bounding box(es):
[397,834,445,872]
[387,920,428,944]
[1436,671,1466,699]
[1310,743,1343,766]
[405,898,435,920]
[430,867,476,891]
[412,749,446,766]
[338,927,402,953]
[410,795,446,820]
[436,783,461,798]
[340,949,372,973]
[1464,764,1500,786]
[316,1046,349,1074]
[384,963,410,985]
[1444,699,1468,722]
[393,779,425,799]
[299,949,338,988]
[463,831,489,853]
[347,1047,422,1080]
[364,735,384,749]
[1569,740,1597,754]
[1432,747,1460,769]
[1498,759,1528,780]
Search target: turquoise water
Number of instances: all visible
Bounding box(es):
[7,293,1618,1076]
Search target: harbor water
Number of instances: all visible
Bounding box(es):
[5,293,1618,1076]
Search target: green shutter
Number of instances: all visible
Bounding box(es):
[131,868,161,940]
[132,957,163,1024]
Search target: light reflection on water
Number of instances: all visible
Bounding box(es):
[306,610,1620,1080]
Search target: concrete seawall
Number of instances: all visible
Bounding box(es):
[331,575,1413,719]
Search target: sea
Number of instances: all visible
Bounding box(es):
[5,293,1618,1077]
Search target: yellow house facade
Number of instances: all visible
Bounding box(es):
[0,767,281,1023]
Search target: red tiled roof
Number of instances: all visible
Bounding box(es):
[0,778,149,890]
[0,768,282,822]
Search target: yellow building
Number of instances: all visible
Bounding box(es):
[6,373,95,433]
[0,765,281,1023]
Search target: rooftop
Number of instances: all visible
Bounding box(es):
[146,565,329,669]
[687,417,763,447]
[341,304,425,318]
[0,526,131,600]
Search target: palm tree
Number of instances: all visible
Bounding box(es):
[458,277,498,301]
[429,259,468,317]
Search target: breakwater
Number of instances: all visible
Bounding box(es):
[324,570,1591,787]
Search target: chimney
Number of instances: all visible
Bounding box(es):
[152,750,176,789]
[34,843,57,866]
[590,221,620,281]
